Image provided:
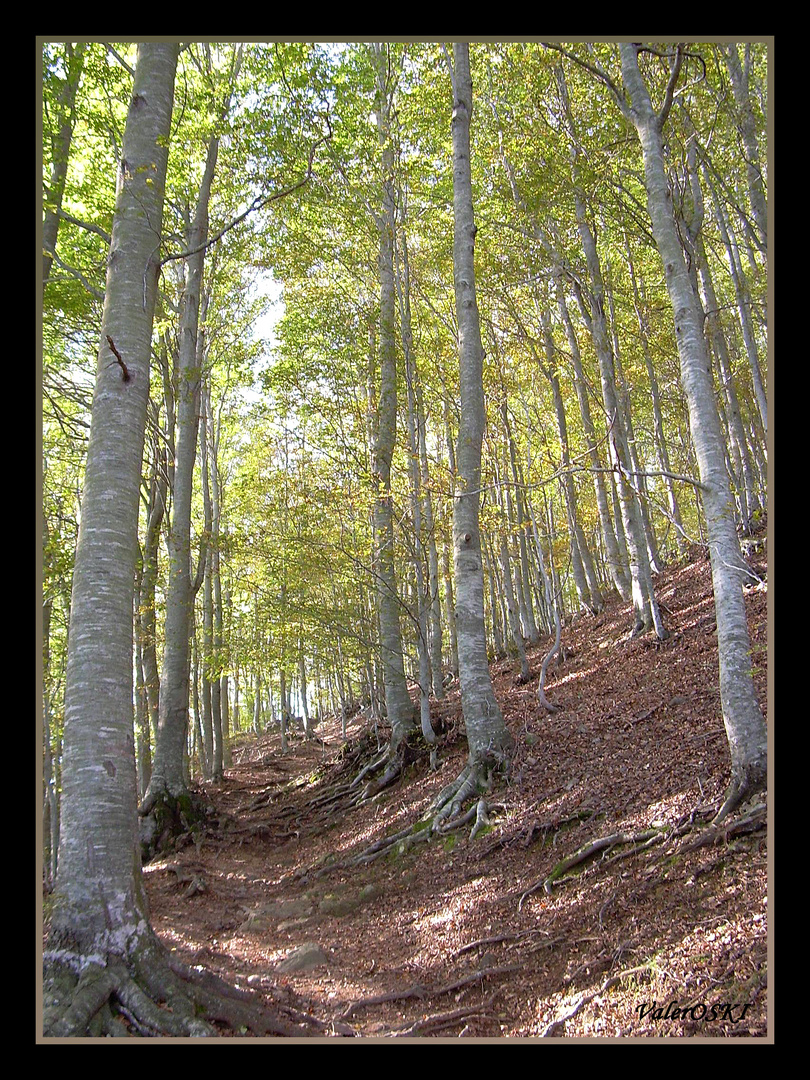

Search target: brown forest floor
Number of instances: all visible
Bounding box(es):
[144,541,770,1040]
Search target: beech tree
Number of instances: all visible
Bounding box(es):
[43,41,195,1031]
[441,43,513,813]
[43,43,295,1038]
[615,42,766,816]
[42,42,769,1033]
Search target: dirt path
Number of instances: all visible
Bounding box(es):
[144,546,769,1038]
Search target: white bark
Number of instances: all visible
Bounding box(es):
[50,43,178,958]
[618,43,766,813]
[145,135,219,804]
[450,44,513,768]
[371,43,416,751]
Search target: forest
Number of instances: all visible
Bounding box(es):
[40,40,769,1039]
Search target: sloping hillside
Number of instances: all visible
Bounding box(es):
[143,541,769,1039]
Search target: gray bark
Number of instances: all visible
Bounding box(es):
[539,305,603,613]
[723,44,767,256]
[606,270,664,574]
[144,134,220,805]
[496,489,530,683]
[618,43,766,814]
[705,168,768,435]
[42,42,88,287]
[572,244,664,636]
[370,43,416,752]
[415,378,445,698]
[48,43,178,958]
[625,235,687,552]
[398,231,437,741]
[555,279,630,600]
[695,229,761,530]
[449,44,513,768]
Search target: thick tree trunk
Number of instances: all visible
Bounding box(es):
[619,43,767,816]
[45,41,179,1012]
[449,44,513,773]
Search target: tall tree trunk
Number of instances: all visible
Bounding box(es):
[723,44,767,256]
[415,354,445,698]
[555,279,630,600]
[448,43,513,774]
[143,133,220,813]
[605,268,664,574]
[370,43,416,754]
[495,482,530,683]
[42,42,88,287]
[45,42,180,1025]
[695,230,761,531]
[398,230,437,743]
[538,305,603,613]
[618,43,766,818]
[624,233,687,552]
[705,167,768,435]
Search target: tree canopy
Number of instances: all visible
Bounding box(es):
[40,40,769,1036]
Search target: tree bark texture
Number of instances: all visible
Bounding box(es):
[450,44,513,768]
[48,43,178,962]
[619,43,766,814]
[145,134,220,806]
[371,43,416,752]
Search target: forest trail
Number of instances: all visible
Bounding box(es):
[142,541,768,1038]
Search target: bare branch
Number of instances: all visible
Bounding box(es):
[159,118,332,268]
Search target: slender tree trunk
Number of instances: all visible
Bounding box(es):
[483,536,507,660]
[42,42,88,287]
[143,133,219,811]
[705,168,768,435]
[449,43,513,772]
[398,231,437,743]
[696,230,760,531]
[370,43,416,753]
[415,370,445,698]
[495,485,530,683]
[441,544,459,677]
[539,306,603,613]
[606,269,664,574]
[723,44,767,256]
[572,244,664,637]
[555,279,630,600]
[619,43,766,817]
[625,234,686,552]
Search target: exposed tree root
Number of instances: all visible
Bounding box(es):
[139,787,216,862]
[43,930,313,1038]
[540,962,655,1037]
[349,737,430,802]
[338,963,521,1024]
[680,801,766,853]
[516,799,767,917]
[519,827,666,907]
[713,766,767,824]
[391,994,499,1036]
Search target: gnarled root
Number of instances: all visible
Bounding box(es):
[43,931,310,1038]
[138,787,214,861]
[350,738,423,803]
[713,762,767,825]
